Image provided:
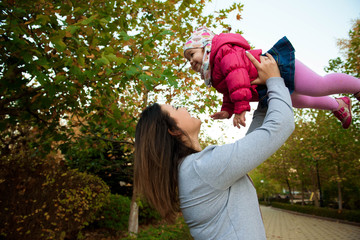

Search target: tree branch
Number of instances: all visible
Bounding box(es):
[73,115,134,146]
[0,86,44,109]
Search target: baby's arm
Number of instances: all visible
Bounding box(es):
[211,92,233,120]
[219,47,252,123]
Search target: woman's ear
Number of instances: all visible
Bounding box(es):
[168,128,181,136]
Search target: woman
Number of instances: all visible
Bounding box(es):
[134,52,295,240]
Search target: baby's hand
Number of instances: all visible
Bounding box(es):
[233,112,246,128]
[211,111,229,120]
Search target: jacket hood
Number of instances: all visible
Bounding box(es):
[210,33,251,66]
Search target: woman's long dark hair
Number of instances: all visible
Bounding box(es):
[134,103,198,223]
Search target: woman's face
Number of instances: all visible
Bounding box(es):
[184,48,204,72]
[161,104,201,136]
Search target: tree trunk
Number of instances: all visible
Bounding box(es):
[336,163,343,211]
[285,179,294,204]
[337,180,343,211]
[128,83,147,235]
[128,188,139,236]
[313,190,320,207]
[301,181,305,206]
[310,167,320,207]
[315,159,323,207]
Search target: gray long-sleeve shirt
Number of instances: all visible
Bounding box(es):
[178,77,295,240]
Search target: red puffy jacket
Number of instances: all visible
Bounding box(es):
[210,33,262,117]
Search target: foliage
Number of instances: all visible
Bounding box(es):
[325,18,360,119]
[325,19,360,78]
[93,194,131,232]
[0,126,110,240]
[249,167,282,201]
[87,195,162,234]
[122,216,192,240]
[0,0,244,174]
[257,17,360,207]
[138,198,162,225]
[270,202,360,223]
[257,108,360,209]
[0,5,248,225]
[0,0,246,236]
[62,140,134,196]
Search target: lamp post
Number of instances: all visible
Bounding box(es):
[260,179,265,203]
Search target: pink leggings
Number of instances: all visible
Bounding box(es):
[291,59,360,111]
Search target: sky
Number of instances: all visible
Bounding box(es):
[200,0,360,144]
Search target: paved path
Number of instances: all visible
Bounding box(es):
[261,205,360,240]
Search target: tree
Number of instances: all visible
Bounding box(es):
[325,18,360,124]
[0,0,245,164]
[325,19,360,78]
[314,111,360,210]
[0,0,244,151]
[324,18,360,210]
[262,108,360,209]
[1,0,246,235]
[259,19,360,210]
[249,168,281,204]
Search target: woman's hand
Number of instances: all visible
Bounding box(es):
[246,52,280,85]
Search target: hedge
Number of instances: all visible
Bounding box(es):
[0,130,110,240]
[270,202,360,223]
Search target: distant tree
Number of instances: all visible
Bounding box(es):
[314,111,360,210]
[325,19,359,77]
[325,18,360,123]
[249,168,281,203]
[322,18,360,210]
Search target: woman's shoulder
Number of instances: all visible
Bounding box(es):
[179,145,219,182]
[181,145,217,166]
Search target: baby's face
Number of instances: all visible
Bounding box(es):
[184,48,204,72]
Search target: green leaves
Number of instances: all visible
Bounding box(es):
[162,68,178,87]
[66,25,80,35]
[78,14,99,26]
[0,0,245,190]
[35,14,51,25]
[126,66,139,77]
[51,36,67,52]
[259,108,360,208]
[95,57,110,66]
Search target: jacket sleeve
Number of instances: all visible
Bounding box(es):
[219,45,252,114]
[221,92,234,117]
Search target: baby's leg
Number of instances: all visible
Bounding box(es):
[291,93,352,129]
[291,93,338,111]
[294,59,360,96]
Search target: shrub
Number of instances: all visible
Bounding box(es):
[94,194,131,232]
[0,128,110,240]
[122,215,192,240]
[138,199,162,225]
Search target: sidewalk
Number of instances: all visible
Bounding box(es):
[261,205,360,240]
